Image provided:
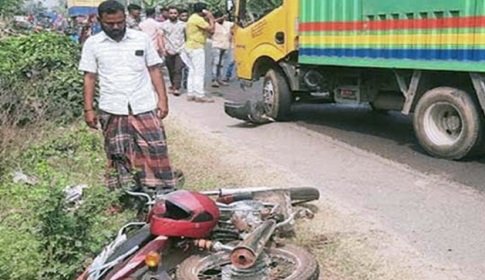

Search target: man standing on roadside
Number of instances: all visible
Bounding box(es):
[178,9,190,91]
[139,7,163,52]
[210,12,233,88]
[156,7,169,22]
[185,2,215,103]
[126,3,142,30]
[179,9,189,22]
[160,6,186,96]
[79,0,177,190]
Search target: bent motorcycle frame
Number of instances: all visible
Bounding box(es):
[104,236,169,280]
[77,235,169,280]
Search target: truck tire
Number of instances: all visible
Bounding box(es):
[413,87,485,160]
[263,68,292,120]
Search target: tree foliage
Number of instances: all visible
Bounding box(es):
[0,0,24,16]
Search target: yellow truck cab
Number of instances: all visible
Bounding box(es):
[233,0,298,80]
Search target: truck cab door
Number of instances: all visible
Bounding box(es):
[233,0,287,80]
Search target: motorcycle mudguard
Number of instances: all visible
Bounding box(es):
[106,224,153,264]
[105,236,169,280]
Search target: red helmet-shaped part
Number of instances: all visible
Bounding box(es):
[150,190,220,238]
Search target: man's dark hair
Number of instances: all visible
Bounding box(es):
[167,6,179,13]
[145,7,156,17]
[98,0,125,18]
[179,9,188,14]
[214,10,224,18]
[127,3,142,12]
[193,2,207,13]
[160,7,168,12]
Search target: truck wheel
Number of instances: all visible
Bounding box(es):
[263,68,292,120]
[413,87,485,159]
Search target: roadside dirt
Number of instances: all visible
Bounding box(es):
[164,111,469,280]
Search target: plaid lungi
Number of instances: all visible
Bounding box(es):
[99,110,177,190]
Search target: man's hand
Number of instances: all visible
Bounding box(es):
[148,65,169,120]
[84,110,98,129]
[157,100,169,119]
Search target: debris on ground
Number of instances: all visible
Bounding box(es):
[12,171,39,185]
[64,184,90,205]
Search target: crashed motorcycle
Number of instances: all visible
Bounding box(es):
[77,186,320,280]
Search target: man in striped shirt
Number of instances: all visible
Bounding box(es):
[79,0,177,191]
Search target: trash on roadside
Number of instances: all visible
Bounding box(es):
[64,184,90,205]
[12,171,39,185]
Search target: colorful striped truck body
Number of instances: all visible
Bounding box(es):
[299,0,485,72]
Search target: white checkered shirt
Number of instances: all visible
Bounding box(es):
[79,29,163,115]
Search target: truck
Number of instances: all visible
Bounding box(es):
[225,0,485,160]
[67,0,104,17]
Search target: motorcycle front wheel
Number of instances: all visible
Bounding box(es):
[175,244,319,280]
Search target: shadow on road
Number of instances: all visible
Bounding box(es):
[289,102,485,191]
[292,103,423,152]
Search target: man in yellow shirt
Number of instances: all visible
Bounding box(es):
[185,2,215,103]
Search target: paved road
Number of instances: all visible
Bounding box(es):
[218,81,485,192]
[169,87,485,279]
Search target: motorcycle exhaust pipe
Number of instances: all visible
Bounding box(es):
[230,220,277,269]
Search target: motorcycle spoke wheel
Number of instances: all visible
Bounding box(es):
[176,244,319,280]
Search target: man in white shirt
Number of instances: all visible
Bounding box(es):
[210,12,233,88]
[160,6,186,96]
[139,7,163,52]
[79,0,176,190]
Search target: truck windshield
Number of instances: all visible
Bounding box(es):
[237,0,283,27]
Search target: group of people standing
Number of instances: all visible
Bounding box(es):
[126,3,234,103]
[79,1,235,193]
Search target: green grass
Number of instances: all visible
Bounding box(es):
[0,123,132,279]
[0,118,254,279]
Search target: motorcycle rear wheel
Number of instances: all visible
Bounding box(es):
[175,244,319,280]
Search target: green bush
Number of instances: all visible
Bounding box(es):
[0,32,80,76]
[0,32,84,127]
[0,126,134,280]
